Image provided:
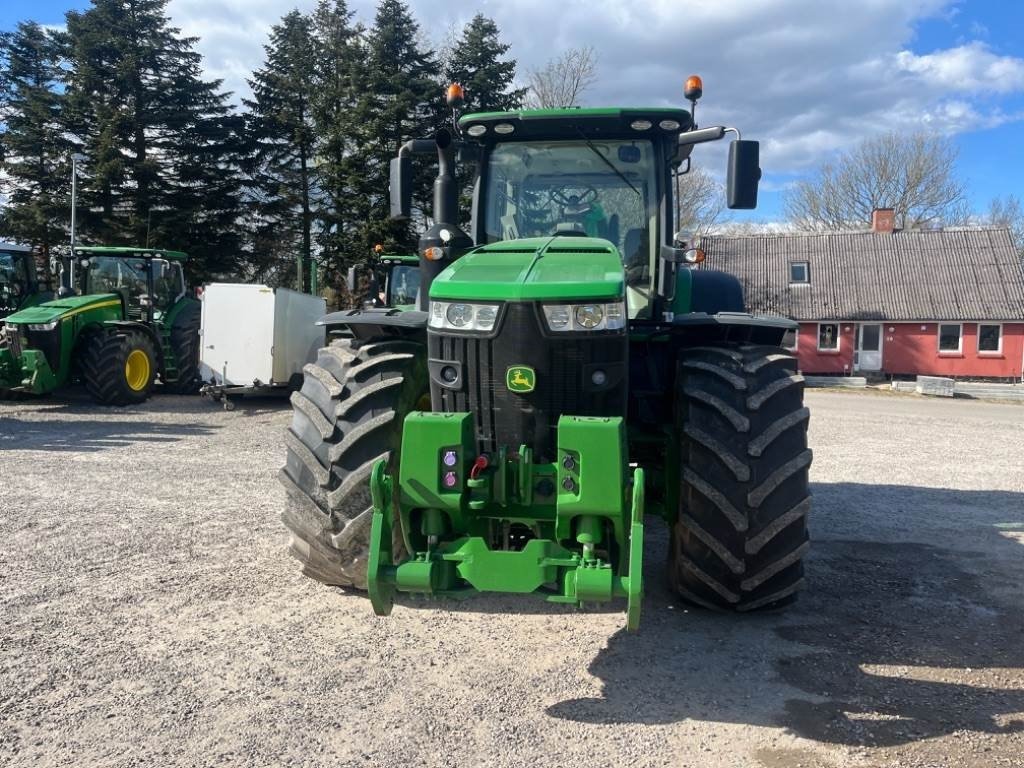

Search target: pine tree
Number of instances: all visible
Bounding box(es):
[0,21,72,258]
[63,0,245,280]
[245,10,318,290]
[309,0,367,284]
[354,0,441,250]
[443,14,525,114]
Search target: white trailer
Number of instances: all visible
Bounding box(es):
[199,283,325,408]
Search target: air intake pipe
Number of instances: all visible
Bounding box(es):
[415,129,473,311]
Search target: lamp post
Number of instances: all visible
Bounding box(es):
[69,153,86,292]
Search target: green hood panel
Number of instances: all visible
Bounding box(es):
[4,293,121,324]
[431,237,624,302]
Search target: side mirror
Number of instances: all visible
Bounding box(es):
[727,140,761,209]
[389,156,412,220]
[346,266,357,293]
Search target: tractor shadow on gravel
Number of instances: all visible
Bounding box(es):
[0,417,220,452]
[548,482,1024,750]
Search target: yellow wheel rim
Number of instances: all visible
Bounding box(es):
[125,349,151,392]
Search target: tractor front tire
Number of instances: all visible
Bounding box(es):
[670,344,812,611]
[78,328,158,406]
[279,338,428,589]
[164,301,202,394]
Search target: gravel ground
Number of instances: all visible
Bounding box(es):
[1,389,1023,768]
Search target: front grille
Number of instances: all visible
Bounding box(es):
[24,327,61,370]
[429,303,627,461]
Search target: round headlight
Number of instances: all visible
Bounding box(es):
[475,305,497,329]
[446,303,473,327]
[630,119,652,131]
[547,306,570,328]
[466,124,487,137]
[659,119,681,131]
[574,304,604,329]
[494,123,515,135]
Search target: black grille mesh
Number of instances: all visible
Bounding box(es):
[429,303,627,460]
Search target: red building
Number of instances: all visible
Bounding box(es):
[704,213,1024,381]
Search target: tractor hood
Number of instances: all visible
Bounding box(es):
[430,237,624,302]
[4,293,122,325]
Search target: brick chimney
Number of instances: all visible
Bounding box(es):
[871,208,895,234]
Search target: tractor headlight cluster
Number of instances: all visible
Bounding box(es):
[429,301,501,332]
[542,301,626,332]
[26,320,59,332]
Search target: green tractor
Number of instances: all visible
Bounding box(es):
[0,246,202,404]
[0,243,50,320]
[345,249,421,310]
[281,82,811,628]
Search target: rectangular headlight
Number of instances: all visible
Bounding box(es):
[542,302,626,332]
[428,301,500,332]
[26,321,59,332]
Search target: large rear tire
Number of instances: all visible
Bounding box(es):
[279,338,428,589]
[163,301,201,394]
[669,344,812,611]
[78,328,158,406]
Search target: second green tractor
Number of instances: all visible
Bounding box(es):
[0,246,201,404]
[281,80,812,628]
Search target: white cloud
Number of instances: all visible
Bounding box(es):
[164,0,1024,179]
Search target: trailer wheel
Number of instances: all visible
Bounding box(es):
[163,300,201,394]
[78,328,158,406]
[279,338,427,589]
[670,344,812,611]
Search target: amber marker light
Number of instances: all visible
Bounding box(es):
[446,83,465,107]
[684,75,703,101]
[373,243,384,253]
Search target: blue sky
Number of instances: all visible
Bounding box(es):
[3,0,1023,223]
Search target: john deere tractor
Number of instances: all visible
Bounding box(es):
[0,246,201,404]
[345,249,421,310]
[281,80,811,628]
[1,243,49,320]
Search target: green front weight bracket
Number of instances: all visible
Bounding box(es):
[367,458,396,617]
[625,467,645,631]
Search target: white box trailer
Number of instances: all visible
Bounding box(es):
[199,283,325,406]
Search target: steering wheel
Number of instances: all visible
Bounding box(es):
[550,186,598,209]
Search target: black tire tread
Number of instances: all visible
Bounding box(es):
[670,344,812,611]
[279,338,426,589]
[164,302,202,394]
[78,328,157,406]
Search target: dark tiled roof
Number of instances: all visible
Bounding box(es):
[702,229,1024,321]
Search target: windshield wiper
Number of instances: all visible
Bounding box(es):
[574,127,641,198]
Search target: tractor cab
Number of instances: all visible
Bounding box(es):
[0,244,42,318]
[73,246,188,322]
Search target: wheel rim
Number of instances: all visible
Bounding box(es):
[125,349,151,391]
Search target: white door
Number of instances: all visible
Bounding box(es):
[856,323,883,371]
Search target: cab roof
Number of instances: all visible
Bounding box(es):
[0,242,32,254]
[459,107,693,140]
[74,245,188,262]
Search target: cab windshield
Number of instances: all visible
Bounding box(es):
[0,253,30,309]
[387,264,420,306]
[84,256,184,312]
[483,139,659,316]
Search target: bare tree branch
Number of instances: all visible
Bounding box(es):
[784,132,967,231]
[674,166,725,236]
[524,46,597,109]
[987,194,1024,260]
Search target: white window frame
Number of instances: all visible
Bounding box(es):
[790,261,810,284]
[817,322,840,352]
[937,322,963,354]
[781,327,799,352]
[977,323,1003,355]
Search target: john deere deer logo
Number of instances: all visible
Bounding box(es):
[506,365,536,393]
